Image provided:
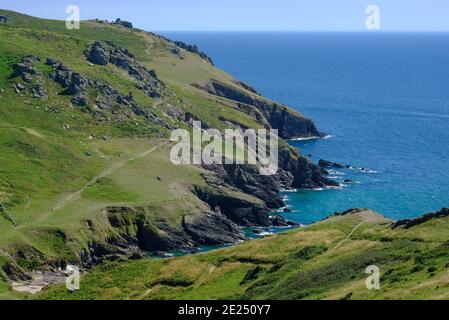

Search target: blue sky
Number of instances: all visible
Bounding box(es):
[2,0,449,31]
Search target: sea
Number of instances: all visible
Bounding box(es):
[161,32,449,225]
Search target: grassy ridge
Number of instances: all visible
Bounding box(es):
[34,210,449,300]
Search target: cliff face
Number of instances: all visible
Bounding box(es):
[193,79,324,139]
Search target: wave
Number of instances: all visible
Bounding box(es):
[328,170,345,175]
[347,166,379,174]
[289,134,332,141]
[258,231,275,237]
[280,188,298,193]
[288,136,321,141]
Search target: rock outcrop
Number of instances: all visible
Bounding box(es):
[12,56,48,99]
[0,14,9,23]
[172,40,214,65]
[269,215,298,227]
[319,159,351,169]
[193,79,323,140]
[31,84,48,100]
[194,185,271,227]
[278,145,338,189]
[47,58,88,106]
[392,208,449,229]
[13,55,41,83]
[105,206,243,254]
[87,42,109,65]
[45,57,171,128]
[85,41,167,98]
[113,18,133,29]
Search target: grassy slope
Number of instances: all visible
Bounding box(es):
[0,10,268,298]
[34,210,449,300]
[2,10,446,301]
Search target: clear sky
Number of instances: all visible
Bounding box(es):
[2,0,449,31]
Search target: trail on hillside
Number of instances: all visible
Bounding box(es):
[37,141,170,222]
[328,211,383,253]
[0,203,17,227]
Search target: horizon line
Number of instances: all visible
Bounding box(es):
[154,30,449,33]
[2,9,449,33]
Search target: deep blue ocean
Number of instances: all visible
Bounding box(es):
[162,32,449,224]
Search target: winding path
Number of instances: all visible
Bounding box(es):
[328,211,383,253]
[36,141,170,222]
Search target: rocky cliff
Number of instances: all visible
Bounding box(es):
[193,79,324,139]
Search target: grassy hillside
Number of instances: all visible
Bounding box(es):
[34,209,449,300]
[0,10,264,297]
[0,9,330,300]
[4,10,444,301]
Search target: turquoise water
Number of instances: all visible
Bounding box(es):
[163,32,449,224]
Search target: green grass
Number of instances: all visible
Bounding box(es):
[0,9,269,299]
[2,9,448,301]
[32,210,449,300]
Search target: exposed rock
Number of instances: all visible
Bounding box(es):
[235,80,259,95]
[203,163,284,209]
[103,206,243,253]
[85,41,166,98]
[47,60,89,106]
[194,184,271,227]
[392,208,449,229]
[2,262,31,282]
[193,79,323,140]
[278,145,339,189]
[318,159,351,169]
[13,56,41,82]
[87,41,109,65]
[333,208,368,217]
[173,40,213,65]
[68,73,88,95]
[114,18,133,28]
[269,215,289,227]
[14,83,25,93]
[72,92,87,106]
[0,14,9,23]
[47,60,75,87]
[183,212,244,245]
[31,84,48,100]
[171,47,183,59]
[45,58,59,67]
[49,59,151,114]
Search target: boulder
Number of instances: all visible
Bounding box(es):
[318,159,345,168]
[13,56,40,82]
[14,83,25,92]
[87,42,110,65]
[31,84,48,100]
[0,14,9,23]
[114,18,133,28]
[269,215,289,227]
[67,73,88,94]
[72,93,87,106]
